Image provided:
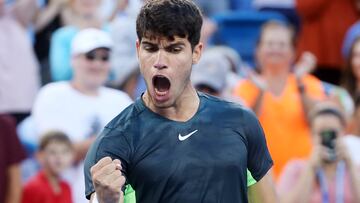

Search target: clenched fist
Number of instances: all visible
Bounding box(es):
[90,157,126,203]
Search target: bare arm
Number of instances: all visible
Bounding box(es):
[5,164,22,203]
[33,0,68,32]
[90,157,125,203]
[295,52,318,123]
[248,171,278,203]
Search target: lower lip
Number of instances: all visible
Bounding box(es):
[154,88,170,102]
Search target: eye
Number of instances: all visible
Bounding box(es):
[167,46,182,53]
[143,45,158,53]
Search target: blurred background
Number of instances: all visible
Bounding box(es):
[1,0,360,202]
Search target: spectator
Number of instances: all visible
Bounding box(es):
[32,28,132,203]
[49,0,108,81]
[0,115,27,203]
[0,0,40,124]
[22,131,74,203]
[296,0,359,85]
[191,47,242,103]
[33,0,130,84]
[342,36,360,100]
[233,21,325,178]
[278,102,360,203]
[344,94,360,166]
[253,0,300,33]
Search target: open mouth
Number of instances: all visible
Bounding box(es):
[152,75,171,96]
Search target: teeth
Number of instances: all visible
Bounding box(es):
[155,88,168,96]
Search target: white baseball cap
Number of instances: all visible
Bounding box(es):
[71,28,113,56]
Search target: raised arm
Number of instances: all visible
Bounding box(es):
[90,157,125,203]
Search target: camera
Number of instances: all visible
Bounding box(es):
[320,129,337,162]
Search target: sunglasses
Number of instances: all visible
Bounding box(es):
[85,51,110,62]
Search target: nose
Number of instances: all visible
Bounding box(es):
[154,49,167,70]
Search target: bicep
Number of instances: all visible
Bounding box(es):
[247,170,277,203]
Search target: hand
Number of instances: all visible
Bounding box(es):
[336,138,353,165]
[91,157,125,203]
[294,52,317,79]
[243,65,267,91]
[49,0,69,9]
[308,145,324,169]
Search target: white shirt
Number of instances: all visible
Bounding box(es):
[344,134,360,166]
[32,81,132,203]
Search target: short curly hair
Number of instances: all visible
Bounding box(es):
[136,0,203,49]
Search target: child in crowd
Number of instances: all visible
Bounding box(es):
[22,131,74,203]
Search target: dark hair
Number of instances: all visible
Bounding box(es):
[309,106,346,127]
[341,36,360,99]
[136,0,203,49]
[39,131,72,151]
[256,20,296,48]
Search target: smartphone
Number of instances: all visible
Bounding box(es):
[320,129,337,162]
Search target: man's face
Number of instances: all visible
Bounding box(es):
[256,27,294,71]
[136,36,202,108]
[38,142,74,176]
[72,48,110,89]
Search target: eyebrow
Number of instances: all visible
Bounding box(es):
[141,41,186,48]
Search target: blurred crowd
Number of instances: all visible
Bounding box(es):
[1,0,360,203]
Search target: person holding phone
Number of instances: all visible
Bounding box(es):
[277,101,360,203]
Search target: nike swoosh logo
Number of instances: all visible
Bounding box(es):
[178,130,198,141]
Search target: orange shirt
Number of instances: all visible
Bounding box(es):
[233,74,325,178]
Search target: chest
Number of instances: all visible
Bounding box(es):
[128,122,248,185]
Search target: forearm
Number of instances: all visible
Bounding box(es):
[280,163,316,203]
[297,79,315,124]
[34,3,63,32]
[90,192,124,203]
[5,164,22,203]
[251,89,265,116]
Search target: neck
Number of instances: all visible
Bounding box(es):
[43,169,61,194]
[262,66,289,96]
[143,83,200,122]
[71,81,99,96]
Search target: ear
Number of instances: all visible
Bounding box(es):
[192,42,203,65]
[136,40,141,59]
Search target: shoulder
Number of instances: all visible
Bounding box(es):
[200,93,255,122]
[36,82,71,99]
[23,174,45,193]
